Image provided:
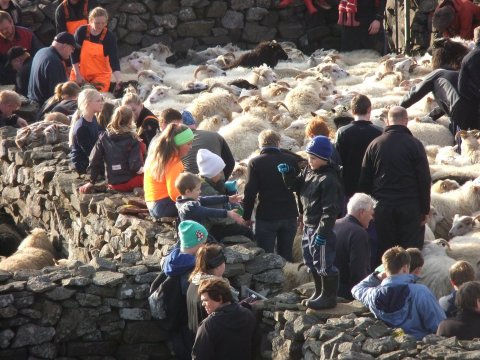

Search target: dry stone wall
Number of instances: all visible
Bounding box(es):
[20,0,342,56]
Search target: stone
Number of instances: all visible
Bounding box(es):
[246,253,286,274]
[222,10,244,30]
[18,308,42,319]
[29,343,58,359]
[157,0,180,13]
[55,308,99,342]
[120,250,143,265]
[12,324,55,348]
[206,1,228,17]
[123,32,143,45]
[279,21,305,39]
[119,2,146,14]
[307,25,331,42]
[0,294,14,307]
[0,305,17,318]
[179,7,196,21]
[12,292,34,308]
[0,329,14,349]
[247,7,269,21]
[153,14,178,29]
[362,337,398,356]
[0,270,11,282]
[178,20,215,37]
[127,15,148,32]
[90,257,117,271]
[338,352,375,360]
[75,265,96,277]
[292,315,319,341]
[119,308,151,320]
[378,350,408,360]
[116,343,171,360]
[242,22,277,43]
[224,263,246,277]
[253,269,284,284]
[93,271,125,287]
[118,265,148,275]
[40,300,62,326]
[123,321,169,343]
[326,317,355,329]
[367,323,393,338]
[134,271,161,284]
[181,0,208,6]
[62,276,92,287]
[12,269,43,281]
[67,341,117,356]
[225,245,260,263]
[26,277,57,293]
[306,301,367,320]
[272,336,303,360]
[231,0,255,10]
[75,293,102,307]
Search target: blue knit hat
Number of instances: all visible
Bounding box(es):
[305,135,332,161]
[178,220,208,250]
[182,110,196,126]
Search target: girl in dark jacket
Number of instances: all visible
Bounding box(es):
[79,105,145,193]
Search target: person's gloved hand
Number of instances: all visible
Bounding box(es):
[313,234,326,246]
[225,180,237,193]
[277,163,291,174]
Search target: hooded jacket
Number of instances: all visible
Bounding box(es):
[176,195,228,226]
[352,273,446,340]
[192,302,257,360]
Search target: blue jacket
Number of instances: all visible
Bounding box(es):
[352,273,446,340]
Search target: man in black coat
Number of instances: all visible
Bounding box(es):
[242,130,300,261]
[335,94,382,200]
[334,193,375,300]
[457,26,480,129]
[359,106,431,265]
[192,278,256,360]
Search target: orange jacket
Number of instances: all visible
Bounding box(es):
[439,0,480,39]
[144,157,183,202]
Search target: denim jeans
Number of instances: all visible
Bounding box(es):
[148,197,178,218]
[254,218,297,262]
[302,225,338,276]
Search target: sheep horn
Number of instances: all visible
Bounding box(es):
[137,70,149,80]
[208,83,234,94]
[295,73,309,80]
[194,65,207,79]
[275,102,289,112]
[456,130,467,138]
[273,87,289,96]
[271,114,282,123]
[223,52,236,60]
[276,81,291,88]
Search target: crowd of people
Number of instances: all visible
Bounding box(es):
[2,0,480,357]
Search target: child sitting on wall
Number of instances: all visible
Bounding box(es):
[175,172,245,230]
[196,149,254,241]
[439,261,475,318]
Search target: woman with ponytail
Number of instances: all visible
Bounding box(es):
[144,123,194,218]
[79,105,145,193]
[69,87,103,174]
[38,81,81,120]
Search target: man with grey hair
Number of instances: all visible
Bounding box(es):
[359,106,431,266]
[334,193,375,299]
[242,129,300,261]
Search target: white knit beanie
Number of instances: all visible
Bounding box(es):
[197,149,225,178]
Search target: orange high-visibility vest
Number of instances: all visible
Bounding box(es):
[63,0,89,35]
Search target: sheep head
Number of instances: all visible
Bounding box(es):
[449,214,478,238]
[194,65,226,80]
[137,70,164,84]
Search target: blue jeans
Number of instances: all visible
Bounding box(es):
[148,197,178,218]
[302,226,338,276]
[254,218,297,262]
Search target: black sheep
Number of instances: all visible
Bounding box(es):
[225,40,288,69]
[430,38,469,71]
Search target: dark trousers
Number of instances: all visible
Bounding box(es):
[254,218,297,262]
[373,203,424,266]
[341,24,386,54]
[148,197,178,218]
[302,226,338,276]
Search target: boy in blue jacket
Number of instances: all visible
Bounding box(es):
[352,246,446,340]
[278,135,342,310]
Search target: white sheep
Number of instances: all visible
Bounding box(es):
[419,239,456,299]
[193,64,227,80]
[284,77,325,117]
[137,70,164,84]
[188,92,242,123]
[246,65,278,87]
[457,130,480,164]
[430,179,480,239]
[196,115,229,132]
[448,212,480,238]
[283,262,312,292]
[431,179,460,194]
[143,85,172,107]
[407,120,453,147]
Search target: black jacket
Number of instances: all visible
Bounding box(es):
[243,147,299,221]
[55,0,98,33]
[51,99,78,117]
[335,120,382,198]
[182,129,235,180]
[192,303,256,360]
[89,131,143,185]
[359,125,431,215]
[0,109,19,128]
[334,215,371,299]
[437,309,480,340]
[289,163,342,237]
[458,42,480,102]
[176,195,228,225]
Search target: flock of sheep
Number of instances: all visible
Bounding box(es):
[3,38,480,302]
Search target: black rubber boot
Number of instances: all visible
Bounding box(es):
[301,271,322,306]
[307,273,338,310]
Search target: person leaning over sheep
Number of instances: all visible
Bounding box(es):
[438,260,475,318]
[352,246,446,340]
[278,135,342,310]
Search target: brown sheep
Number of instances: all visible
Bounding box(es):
[224,41,288,69]
[0,228,56,272]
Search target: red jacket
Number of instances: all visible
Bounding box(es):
[438,0,480,39]
[0,26,33,56]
